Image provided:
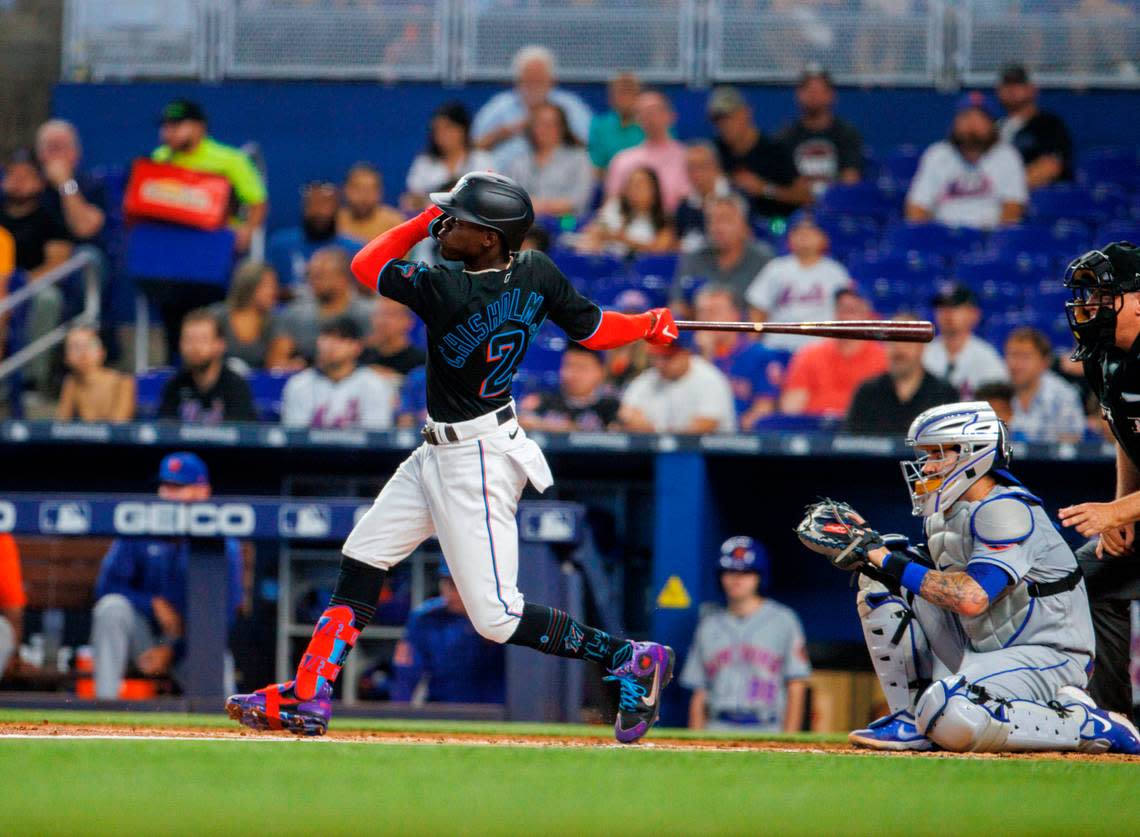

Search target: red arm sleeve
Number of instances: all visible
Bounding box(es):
[578,310,654,350]
[350,206,443,292]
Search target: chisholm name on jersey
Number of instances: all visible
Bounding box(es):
[439,287,547,369]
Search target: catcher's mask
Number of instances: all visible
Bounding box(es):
[901,402,1010,517]
[1064,241,1140,361]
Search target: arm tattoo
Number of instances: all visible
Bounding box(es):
[918,570,990,616]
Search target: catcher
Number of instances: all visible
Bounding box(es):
[796,401,1140,754]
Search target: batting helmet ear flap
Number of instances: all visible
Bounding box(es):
[428,213,449,242]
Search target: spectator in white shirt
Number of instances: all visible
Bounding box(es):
[281,316,397,430]
[922,283,1008,399]
[402,102,494,212]
[905,92,1027,230]
[745,212,853,351]
[472,45,593,171]
[618,333,736,434]
[504,102,594,217]
[1004,327,1084,444]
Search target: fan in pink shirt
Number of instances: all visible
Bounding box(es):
[604,91,691,214]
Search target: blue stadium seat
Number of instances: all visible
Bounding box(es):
[518,333,566,376]
[881,222,986,262]
[1028,185,1127,227]
[136,367,176,419]
[816,182,897,220]
[816,216,880,261]
[1078,155,1140,191]
[986,221,1091,259]
[126,222,236,286]
[631,252,679,280]
[548,248,624,282]
[752,414,840,433]
[878,145,921,187]
[1097,220,1140,247]
[848,252,935,314]
[951,256,1035,311]
[248,370,294,422]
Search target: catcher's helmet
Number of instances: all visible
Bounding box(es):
[901,401,1011,517]
[718,536,769,579]
[1063,241,1140,361]
[429,172,534,253]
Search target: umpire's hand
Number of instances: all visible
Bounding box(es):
[1058,502,1136,557]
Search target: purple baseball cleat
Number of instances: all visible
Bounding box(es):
[226,680,332,737]
[605,641,675,744]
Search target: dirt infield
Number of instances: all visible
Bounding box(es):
[1,720,1135,762]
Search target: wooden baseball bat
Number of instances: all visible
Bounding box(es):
[674,319,935,343]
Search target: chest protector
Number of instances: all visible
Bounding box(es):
[925,487,1035,653]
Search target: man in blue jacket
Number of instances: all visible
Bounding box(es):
[90,452,243,699]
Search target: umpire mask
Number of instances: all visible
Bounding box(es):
[1064,242,1140,361]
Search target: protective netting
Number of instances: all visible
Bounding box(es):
[63,0,202,80]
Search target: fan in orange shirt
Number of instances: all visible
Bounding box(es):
[0,534,26,678]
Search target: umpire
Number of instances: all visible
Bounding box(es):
[1057,242,1140,720]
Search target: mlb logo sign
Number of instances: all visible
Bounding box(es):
[278,504,331,539]
[39,501,92,535]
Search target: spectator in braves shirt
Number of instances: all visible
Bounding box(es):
[280,316,397,430]
[682,537,811,731]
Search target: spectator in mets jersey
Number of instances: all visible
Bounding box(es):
[682,537,811,731]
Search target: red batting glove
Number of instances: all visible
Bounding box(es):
[645,308,678,346]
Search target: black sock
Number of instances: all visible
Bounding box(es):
[507,603,633,669]
[327,556,386,630]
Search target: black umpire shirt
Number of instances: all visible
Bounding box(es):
[1085,341,1140,468]
[375,250,602,423]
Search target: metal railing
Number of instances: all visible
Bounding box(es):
[59,0,1140,88]
[0,251,101,382]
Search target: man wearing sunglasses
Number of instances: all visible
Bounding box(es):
[1058,242,1140,722]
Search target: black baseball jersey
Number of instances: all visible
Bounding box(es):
[375,250,602,423]
[1085,342,1140,468]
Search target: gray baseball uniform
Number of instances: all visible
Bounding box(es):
[680,600,811,731]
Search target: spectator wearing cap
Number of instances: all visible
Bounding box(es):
[905,92,1027,230]
[268,181,363,293]
[744,213,853,352]
[995,65,1073,190]
[775,68,865,196]
[618,332,737,433]
[671,194,774,309]
[35,119,107,244]
[922,283,1008,399]
[472,45,593,171]
[281,316,397,430]
[389,562,505,704]
[1004,326,1084,444]
[779,288,888,418]
[0,535,26,683]
[675,141,735,253]
[266,246,373,369]
[152,99,267,255]
[588,72,645,173]
[158,308,257,424]
[708,86,811,221]
[336,162,403,246]
[56,324,136,423]
[845,313,959,434]
[519,343,620,432]
[403,102,495,212]
[681,536,811,732]
[90,453,243,699]
[360,296,425,379]
[692,283,787,430]
[207,260,280,371]
[505,102,594,217]
[604,90,691,215]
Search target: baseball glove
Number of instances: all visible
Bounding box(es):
[795,499,886,571]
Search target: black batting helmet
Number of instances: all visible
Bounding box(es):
[429,172,534,253]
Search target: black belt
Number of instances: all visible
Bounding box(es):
[421,404,515,446]
[1027,566,1083,598]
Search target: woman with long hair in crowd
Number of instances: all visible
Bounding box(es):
[208,261,280,371]
[401,102,494,211]
[577,166,678,256]
[56,325,136,423]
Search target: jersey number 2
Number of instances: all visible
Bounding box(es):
[480,329,526,398]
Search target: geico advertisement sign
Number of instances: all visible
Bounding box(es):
[113,502,256,537]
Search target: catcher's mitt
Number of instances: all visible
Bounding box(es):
[795,499,885,571]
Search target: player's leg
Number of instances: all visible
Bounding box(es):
[90,593,157,700]
[424,436,673,743]
[915,645,1140,754]
[228,448,436,734]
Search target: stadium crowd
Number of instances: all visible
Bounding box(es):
[2,46,1132,444]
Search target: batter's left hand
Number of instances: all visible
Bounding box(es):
[1058,501,1123,538]
[645,308,677,346]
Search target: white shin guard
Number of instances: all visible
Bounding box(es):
[915,676,1088,753]
[857,575,929,714]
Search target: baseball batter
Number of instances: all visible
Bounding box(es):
[680,537,811,732]
[797,401,1140,753]
[228,172,678,742]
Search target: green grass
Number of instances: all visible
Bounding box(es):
[1,712,1138,835]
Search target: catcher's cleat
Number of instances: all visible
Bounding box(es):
[226,680,332,737]
[605,641,675,744]
[1057,686,1140,755]
[849,710,934,751]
